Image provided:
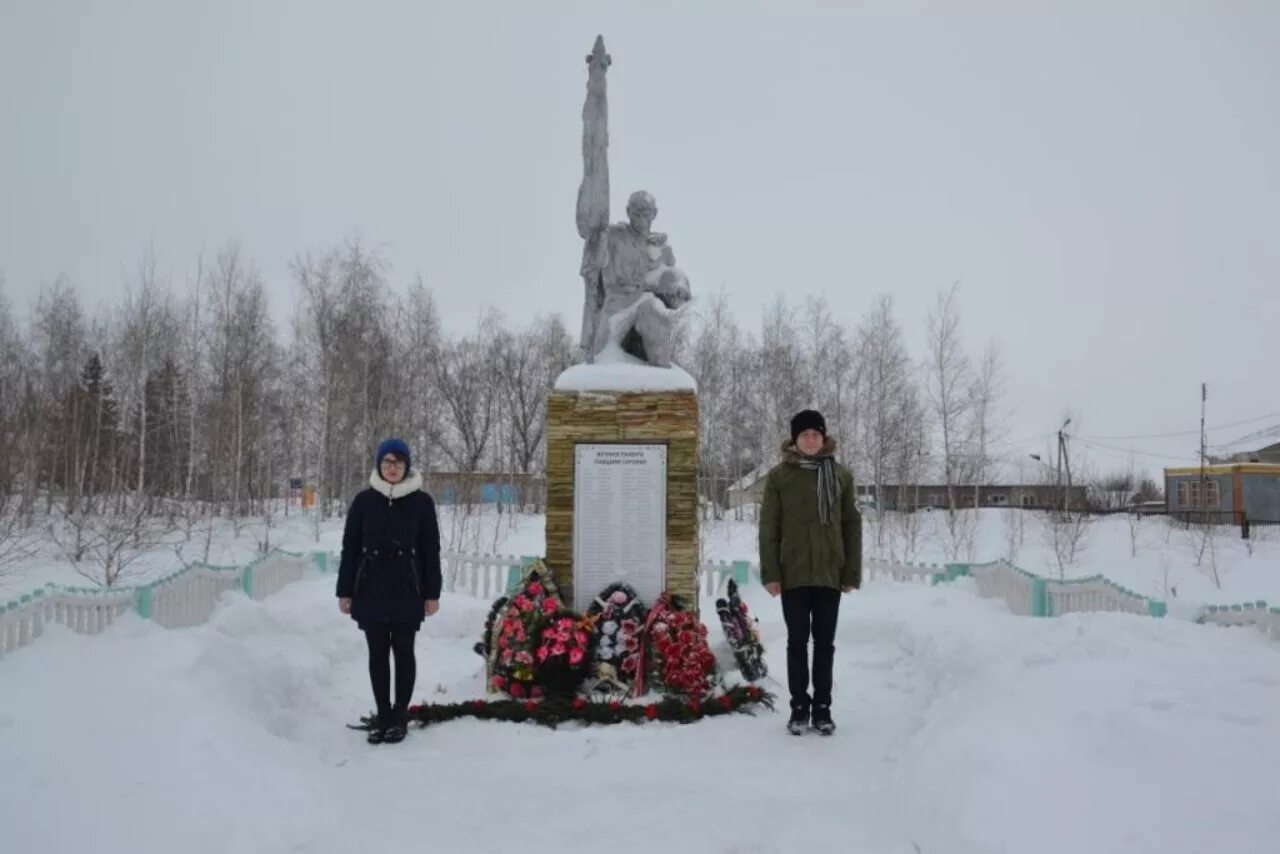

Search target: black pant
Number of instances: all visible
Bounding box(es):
[364,627,417,715]
[781,586,841,709]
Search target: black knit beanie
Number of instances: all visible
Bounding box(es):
[790,409,827,444]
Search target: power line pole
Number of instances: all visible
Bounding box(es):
[1198,381,1208,478]
[1057,417,1073,514]
[1200,382,1208,512]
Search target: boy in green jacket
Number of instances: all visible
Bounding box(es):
[758,409,862,735]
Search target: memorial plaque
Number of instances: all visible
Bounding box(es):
[572,443,667,610]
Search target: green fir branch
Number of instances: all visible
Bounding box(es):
[350,685,775,731]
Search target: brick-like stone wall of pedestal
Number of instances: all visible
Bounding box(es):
[545,389,699,612]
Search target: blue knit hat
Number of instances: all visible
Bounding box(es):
[374,437,411,470]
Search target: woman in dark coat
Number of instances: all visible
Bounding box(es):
[336,437,442,744]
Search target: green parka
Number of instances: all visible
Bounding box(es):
[758,437,862,591]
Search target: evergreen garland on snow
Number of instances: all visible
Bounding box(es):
[348,685,775,732]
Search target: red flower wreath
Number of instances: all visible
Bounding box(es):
[645,598,718,698]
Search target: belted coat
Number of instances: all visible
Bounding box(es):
[335,468,443,630]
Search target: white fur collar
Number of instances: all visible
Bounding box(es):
[369,467,423,500]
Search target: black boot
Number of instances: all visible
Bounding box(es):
[786,700,810,736]
[383,706,408,744]
[366,710,389,745]
[811,703,836,736]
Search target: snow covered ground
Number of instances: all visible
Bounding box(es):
[2,568,1278,853]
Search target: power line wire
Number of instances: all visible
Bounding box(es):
[1209,422,1280,450]
[1079,410,1280,442]
[1073,436,1191,462]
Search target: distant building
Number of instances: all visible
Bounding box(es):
[855,483,1089,512]
[724,465,770,510]
[1208,440,1280,468]
[1163,463,1280,522]
[1214,441,1280,464]
[720,468,1094,513]
[421,471,545,507]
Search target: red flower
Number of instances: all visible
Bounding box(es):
[746,686,760,699]
[608,701,622,711]
[572,697,587,711]
[644,704,658,720]
[688,699,701,714]
[524,700,538,713]
[472,699,486,710]
[719,694,734,709]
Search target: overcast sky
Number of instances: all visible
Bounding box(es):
[2,0,1277,478]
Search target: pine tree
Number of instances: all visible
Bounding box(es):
[76,353,118,507]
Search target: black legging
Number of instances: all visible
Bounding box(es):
[364,628,417,715]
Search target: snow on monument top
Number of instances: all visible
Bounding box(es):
[554,343,696,393]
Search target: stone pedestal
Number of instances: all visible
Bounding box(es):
[545,388,699,612]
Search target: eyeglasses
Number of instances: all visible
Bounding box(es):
[379,458,407,469]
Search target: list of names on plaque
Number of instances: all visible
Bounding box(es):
[572,444,667,610]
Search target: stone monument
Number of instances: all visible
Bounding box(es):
[545,36,700,613]
[575,36,692,369]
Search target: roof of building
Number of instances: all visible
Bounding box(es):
[726,464,770,493]
[1165,463,1280,477]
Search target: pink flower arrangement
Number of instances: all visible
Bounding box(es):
[531,611,596,695]
[491,571,563,693]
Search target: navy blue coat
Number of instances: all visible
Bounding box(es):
[335,482,442,631]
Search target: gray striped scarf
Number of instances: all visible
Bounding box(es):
[793,454,842,526]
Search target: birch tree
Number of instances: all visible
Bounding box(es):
[967,341,1007,512]
[434,313,501,473]
[116,247,176,506]
[925,283,975,560]
[855,295,913,547]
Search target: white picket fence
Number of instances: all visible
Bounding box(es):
[953,559,1169,620]
[9,544,1274,658]
[969,560,1042,617]
[146,553,308,630]
[0,550,315,656]
[441,552,524,601]
[1044,576,1152,617]
[1199,602,1280,641]
[939,559,1280,644]
[866,559,947,585]
[694,557,940,599]
[438,554,944,603]
[388,554,1280,645]
[0,587,136,654]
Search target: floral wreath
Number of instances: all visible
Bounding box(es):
[487,562,563,699]
[532,608,598,696]
[640,593,719,698]
[714,578,767,682]
[583,582,647,697]
[474,594,509,659]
